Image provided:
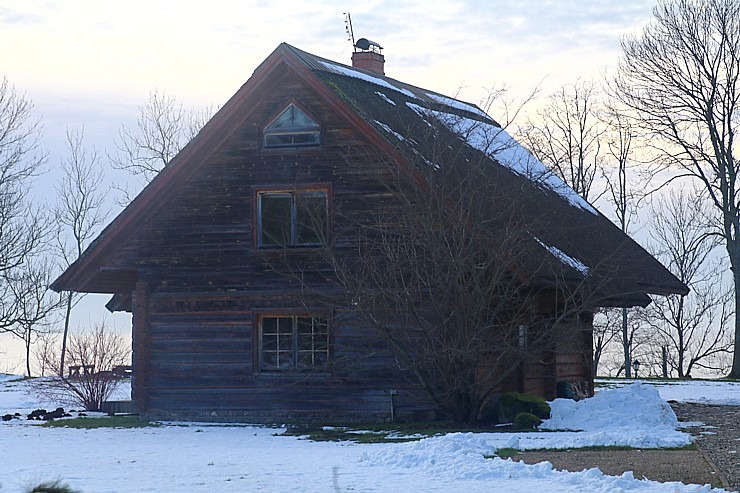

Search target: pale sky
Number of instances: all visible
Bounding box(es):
[3,1,656,141]
[0,0,658,371]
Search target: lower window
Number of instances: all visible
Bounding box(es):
[260,315,329,371]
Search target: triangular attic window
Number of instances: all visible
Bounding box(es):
[264,104,320,148]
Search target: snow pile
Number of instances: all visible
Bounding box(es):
[362,435,718,492]
[541,382,690,448]
[361,383,695,488]
[600,378,740,406]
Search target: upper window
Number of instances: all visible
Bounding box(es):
[260,315,329,371]
[263,104,320,148]
[257,189,328,248]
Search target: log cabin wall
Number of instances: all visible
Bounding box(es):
[130,65,436,422]
[126,62,595,422]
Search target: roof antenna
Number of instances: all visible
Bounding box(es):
[344,12,356,51]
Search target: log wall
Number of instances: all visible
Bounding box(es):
[126,64,593,421]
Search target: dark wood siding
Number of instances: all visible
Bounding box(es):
[125,63,594,421]
[129,67,433,421]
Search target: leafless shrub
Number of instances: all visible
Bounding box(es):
[31,321,131,410]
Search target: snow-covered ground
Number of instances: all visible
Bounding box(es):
[1,375,738,493]
[597,377,740,406]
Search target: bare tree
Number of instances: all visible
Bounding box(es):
[32,321,130,410]
[600,101,644,378]
[312,113,595,422]
[616,0,740,377]
[519,84,645,378]
[8,256,62,376]
[592,308,621,377]
[0,76,48,334]
[641,190,733,377]
[518,80,605,202]
[55,126,110,376]
[110,90,214,201]
[33,331,60,377]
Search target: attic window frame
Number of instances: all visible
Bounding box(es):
[262,102,321,149]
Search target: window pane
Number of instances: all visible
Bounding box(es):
[290,132,320,146]
[296,192,327,245]
[260,194,292,246]
[264,132,319,148]
[262,317,294,370]
[276,350,294,369]
[263,351,278,369]
[262,334,277,350]
[264,105,320,148]
[277,317,293,335]
[263,316,329,371]
[268,105,318,130]
[262,317,278,334]
[297,317,329,369]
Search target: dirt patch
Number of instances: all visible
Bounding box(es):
[513,448,725,489]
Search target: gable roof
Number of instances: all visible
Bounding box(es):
[51,43,688,307]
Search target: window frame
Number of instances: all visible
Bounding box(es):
[262,102,321,149]
[254,185,331,249]
[256,313,332,373]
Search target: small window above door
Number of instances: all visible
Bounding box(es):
[263,104,320,148]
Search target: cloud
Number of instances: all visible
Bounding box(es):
[0,7,43,25]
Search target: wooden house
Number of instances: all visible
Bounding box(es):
[51,43,688,422]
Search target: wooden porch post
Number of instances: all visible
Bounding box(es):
[132,282,151,411]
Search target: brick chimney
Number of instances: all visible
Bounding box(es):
[352,38,385,75]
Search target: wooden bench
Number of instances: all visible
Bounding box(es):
[67,365,95,378]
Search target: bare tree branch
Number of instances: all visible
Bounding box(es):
[615,0,740,376]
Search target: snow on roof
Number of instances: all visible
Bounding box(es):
[406,103,598,215]
[534,237,590,275]
[424,92,490,119]
[374,91,396,106]
[320,61,417,99]
[374,120,406,142]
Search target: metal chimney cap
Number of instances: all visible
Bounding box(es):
[355,38,382,52]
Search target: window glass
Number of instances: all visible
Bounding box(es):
[264,104,320,148]
[296,192,327,245]
[261,315,329,371]
[261,316,295,370]
[260,194,292,246]
[258,190,327,248]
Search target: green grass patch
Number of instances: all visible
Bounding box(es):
[42,416,157,429]
[284,421,503,444]
[491,447,520,459]
[301,428,423,444]
[522,443,697,453]
[283,419,548,444]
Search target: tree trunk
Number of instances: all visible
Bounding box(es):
[25,329,32,377]
[731,261,740,378]
[59,293,73,377]
[622,307,631,378]
[726,235,740,378]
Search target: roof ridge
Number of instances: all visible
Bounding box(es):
[282,43,491,122]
